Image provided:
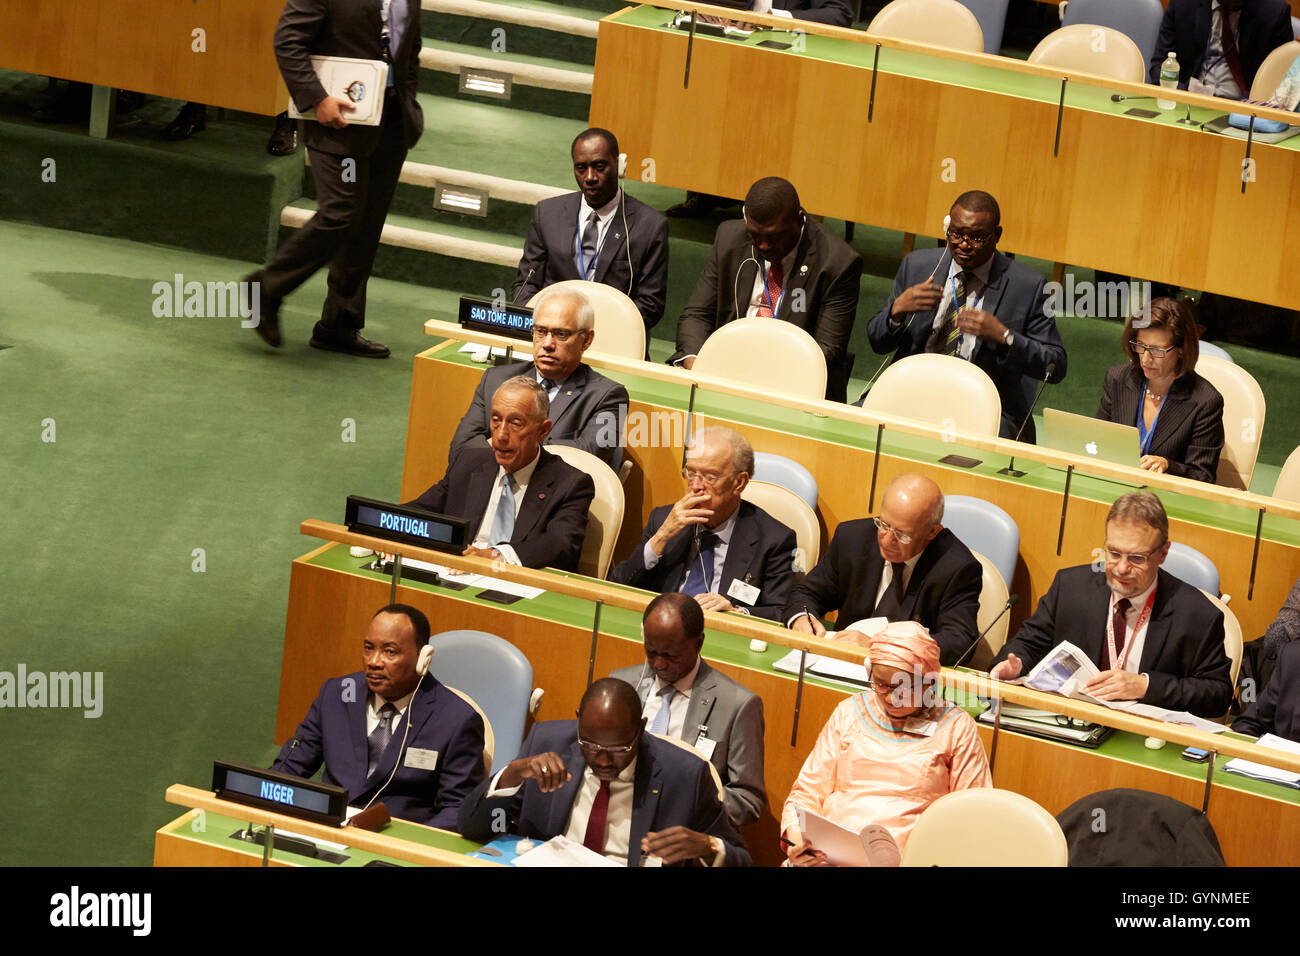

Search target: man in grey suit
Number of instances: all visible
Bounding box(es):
[512,128,669,335]
[611,593,767,828]
[448,288,629,470]
[865,190,1068,440]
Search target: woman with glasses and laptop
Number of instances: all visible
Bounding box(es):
[1096,298,1225,483]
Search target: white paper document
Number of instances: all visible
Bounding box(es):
[773,649,870,686]
[511,835,621,867]
[458,343,532,362]
[288,56,388,125]
[795,807,899,867]
[1223,734,1300,788]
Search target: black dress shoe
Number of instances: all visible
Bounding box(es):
[266,113,298,156]
[242,275,281,347]
[666,191,737,218]
[164,102,207,141]
[33,82,90,123]
[309,330,390,358]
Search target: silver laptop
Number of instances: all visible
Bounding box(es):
[1040,408,1141,468]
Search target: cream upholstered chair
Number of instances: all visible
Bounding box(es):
[964,551,1010,671]
[740,479,820,574]
[528,279,645,362]
[692,318,827,402]
[1273,445,1300,503]
[1195,355,1266,490]
[1028,24,1146,82]
[901,789,1069,866]
[445,687,495,776]
[1249,40,1300,101]
[867,0,985,52]
[1199,589,1244,691]
[861,354,1002,436]
[544,444,624,578]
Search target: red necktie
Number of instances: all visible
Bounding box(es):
[1220,10,1248,96]
[1106,598,1131,669]
[756,261,784,317]
[583,779,611,855]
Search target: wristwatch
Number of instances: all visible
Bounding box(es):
[1002,329,1014,347]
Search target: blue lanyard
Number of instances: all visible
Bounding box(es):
[1136,381,1164,455]
[575,229,601,281]
[760,261,784,316]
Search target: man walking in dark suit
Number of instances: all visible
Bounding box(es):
[669,177,863,403]
[273,604,486,829]
[609,426,796,620]
[458,678,751,865]
[785,474,983,665]
[1149,0,1295,96]
[405,376,594,571]
[991,492,1233,718]
[611,594,767,828]
[245,0,425,357]
[866,190,1067,440]
[448,288,628,470]
[512,128,669,335]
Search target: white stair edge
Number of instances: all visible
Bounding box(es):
[420,47,593,94]
[280,205,524,268]
[423,0,601,38]
[403,161,569,205]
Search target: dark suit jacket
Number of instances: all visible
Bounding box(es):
[608,501,797,621]
[992,566,1233,718]
[275,0,424,156]
[272,672,486,830]
[867,248,1068,441]
[1097,364,1225,483]
[457,720,751,865]
[772,0,853,26]
[405,446,594,571]
[784,522,983,665]
[512,192,670,332]
[1148,0,1295,89]
[448,361,629,470]
[610,660,767,827]
[670,218,864,403]
[1233,640,1300,741]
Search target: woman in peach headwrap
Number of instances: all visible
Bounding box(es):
[781,621,991,865]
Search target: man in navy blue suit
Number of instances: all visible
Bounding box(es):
[459,678,751,865]
[273,604,486,830]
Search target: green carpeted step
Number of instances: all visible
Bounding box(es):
[417,36,592,119]
[422,0,599,66]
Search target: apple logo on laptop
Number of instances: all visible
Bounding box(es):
[1085,441,1099,456]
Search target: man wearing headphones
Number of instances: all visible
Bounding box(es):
[272,604,487,830]
[512,128,670,337]
[669,177,863,402]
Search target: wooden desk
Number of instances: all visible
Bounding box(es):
[276,531,1300,866]
[403,330,1300,640]
[0,1,288,114]
[590,3,1300,308]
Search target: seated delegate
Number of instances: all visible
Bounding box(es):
[1096,297,1225,483]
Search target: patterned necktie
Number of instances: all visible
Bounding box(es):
[939,270,970,355]
[540,378,559,402]
[650,685,677,735]
[367,702,398,776]
[488,473,517,546]
[1106,598,1132,669]
[755,261,784,317]
[583,779,612,856]
[577,211,599,278]
[873,562,908,619]
[680,531,718,596]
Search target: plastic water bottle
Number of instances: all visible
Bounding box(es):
[1158,52,1179,110]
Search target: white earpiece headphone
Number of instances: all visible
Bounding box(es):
[416,644,433,677]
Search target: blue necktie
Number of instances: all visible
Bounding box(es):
[650,685,677,735]
[680,531,717,597]
[488,473,516,545]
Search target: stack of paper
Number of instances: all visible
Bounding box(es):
[1223,734,1300,788]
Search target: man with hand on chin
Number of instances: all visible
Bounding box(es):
[405,376,594,571]
[457,678,751,866]
[608,426,796,620]
[990,492,1232,718]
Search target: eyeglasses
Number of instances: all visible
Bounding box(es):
[945,229,994,248]
[1131,341,1180,358]
[577,735,637,756]
[532,325,579,343]
[872,516,914,546]
[682,468,733,489]
[1103,547,1157,568]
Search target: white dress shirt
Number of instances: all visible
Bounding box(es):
[643,507,739,594]
[1107,578,1159,677]
[1193,2,1245,100]
[573,189,622,280]
[365,688,415,737]
[472,448,541,565]
[641,657,703,740]
[931,255,993,360]
[871,550,926,614]
[745,233,803,318]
